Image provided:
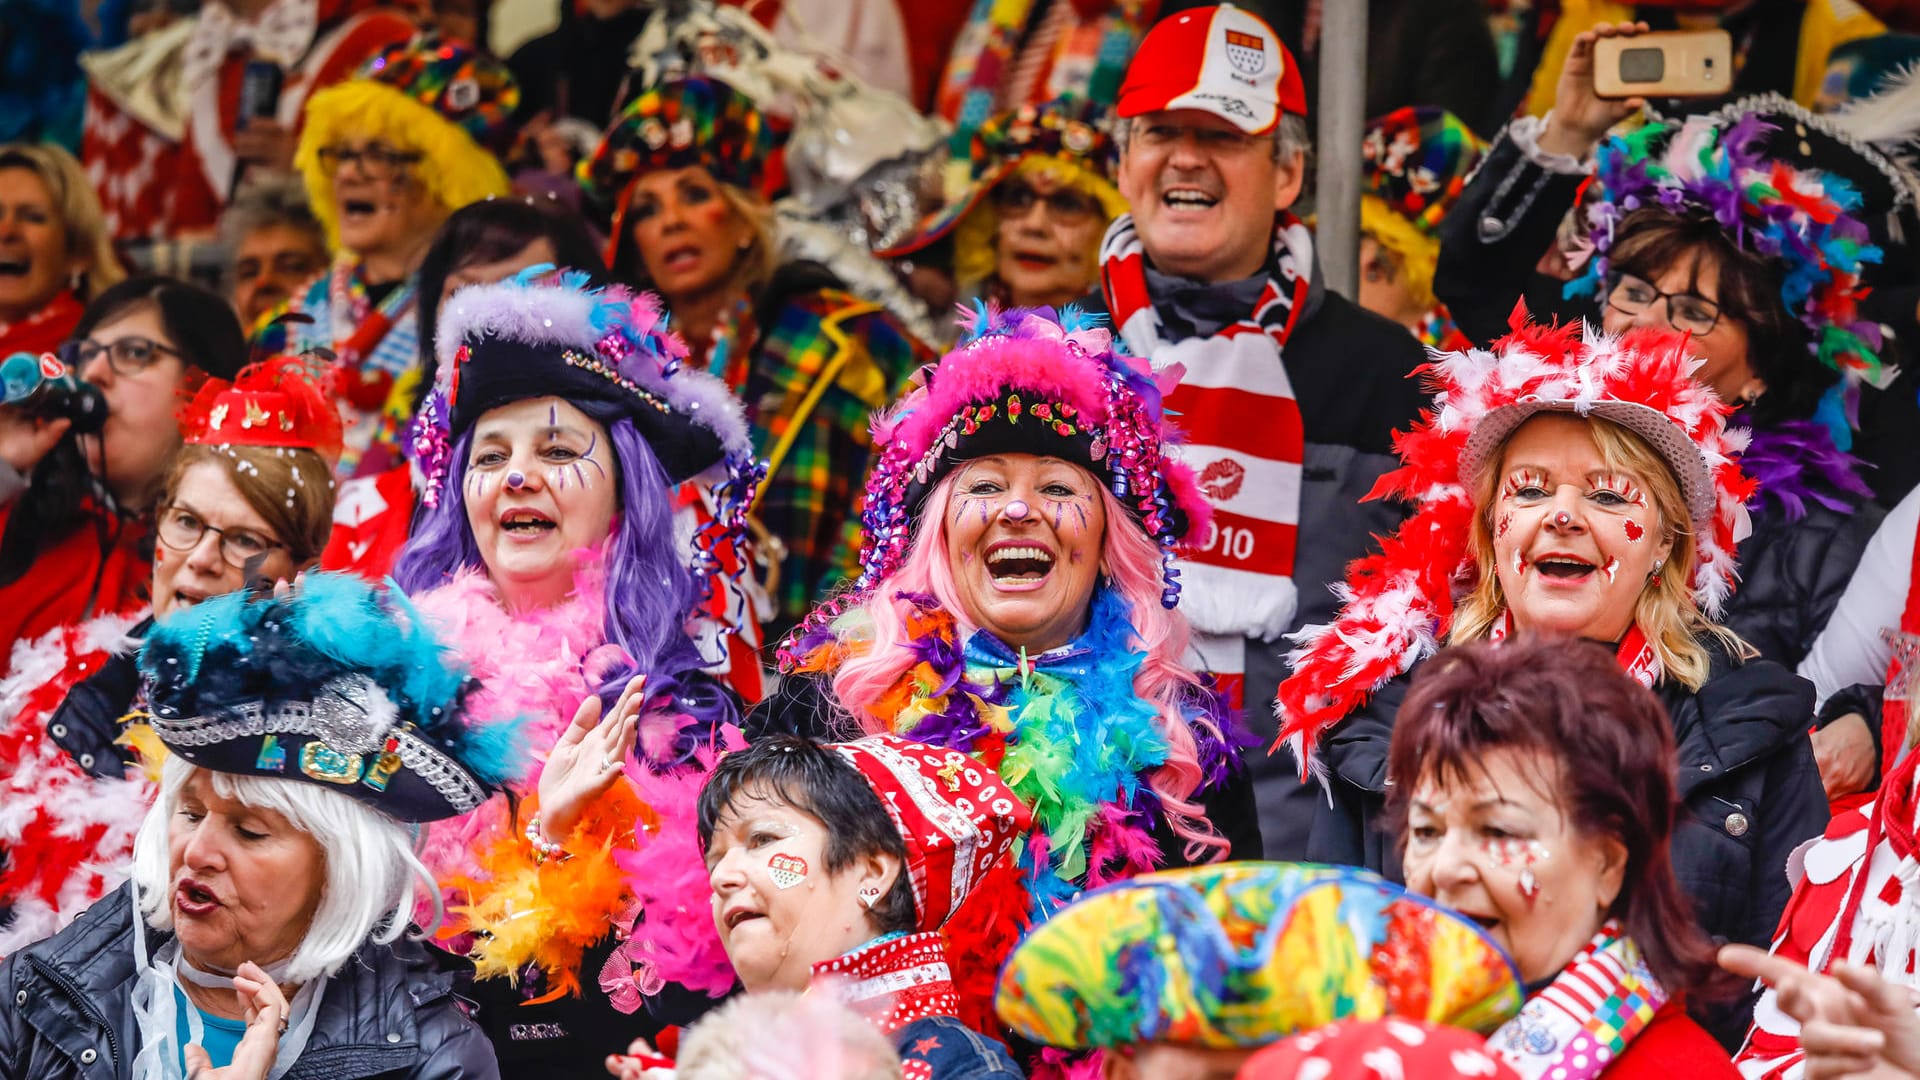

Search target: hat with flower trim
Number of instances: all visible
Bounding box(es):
[781,304,1210,659]
[295,34,517,246]
[1570,79,1920,416]
[138,574,519,823]
[993,861,1522,1051]
[879,96,1126,263]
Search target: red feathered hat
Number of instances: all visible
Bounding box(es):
[179,356,344,460]
[1272,308,1754,781]
[831,734,1032,933]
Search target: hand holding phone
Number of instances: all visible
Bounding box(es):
[1594,29,1733,99]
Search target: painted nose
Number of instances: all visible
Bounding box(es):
[1003,499,1030,521]
[506,471,527,490]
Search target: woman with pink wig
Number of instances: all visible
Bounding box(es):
[753,304,1259,1037]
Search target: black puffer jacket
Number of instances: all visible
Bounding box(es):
[0,885,499,1079]
[1306,640,1826,1046]
[1724,497,1885,670]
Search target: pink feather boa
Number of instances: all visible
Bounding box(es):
[413,550,628,896]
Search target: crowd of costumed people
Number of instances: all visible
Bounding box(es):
[2,0,1920,1077]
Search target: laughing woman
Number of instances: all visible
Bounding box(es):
[734,305,1258,1024]
[585,76,930,637]
[1277,316,1827,1046]
[0,359,340,954]
[389,270,759,1073]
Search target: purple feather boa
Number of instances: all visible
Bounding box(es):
[1739,418,1874,522]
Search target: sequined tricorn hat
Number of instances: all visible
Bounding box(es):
[420,268,762,586]
[832,734,1033,933]
[993,862,1522,1050]
[138,574,520,823]
[1273,313,1754,780]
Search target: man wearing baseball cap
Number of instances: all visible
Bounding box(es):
[1087,3,1429,860]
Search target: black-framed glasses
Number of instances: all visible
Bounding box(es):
[156,505,283,568]
[59,336,183,377]
[315,143,422,179]
[991,180,1102,220]
[1605,272,1722,337]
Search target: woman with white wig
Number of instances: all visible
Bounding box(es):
[0,574,512,1079]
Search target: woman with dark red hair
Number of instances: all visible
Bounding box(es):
[1389,637,1739,1078]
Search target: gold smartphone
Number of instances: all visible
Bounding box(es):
[1593,30,1734,98]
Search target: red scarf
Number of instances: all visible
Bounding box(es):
[1491,613,1659,689]
[0,291,85,360]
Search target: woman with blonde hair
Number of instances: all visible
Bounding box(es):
[0,143,125,358]
[585,76,931,637]
[1278,314,1827,1047]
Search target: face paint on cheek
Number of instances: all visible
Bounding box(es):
[1496,513,1513,540]
[582,432,607,479]
[1603,557,1619,583]
[1513,549,1528,576]
[1623,519,1644,543]
[1484,837,1550,905]
[767,853,808,890]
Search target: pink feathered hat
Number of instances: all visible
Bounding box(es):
[827,305,1210,621]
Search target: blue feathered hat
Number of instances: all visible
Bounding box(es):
[138,574,523,823]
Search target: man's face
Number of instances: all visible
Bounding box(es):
[231,223,327,328]
[1116,110,1305,282]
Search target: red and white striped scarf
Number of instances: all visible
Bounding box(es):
[1100,213,1309,684]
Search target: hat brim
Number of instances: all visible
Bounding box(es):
[450,337,726,484]
[1458,399,1716,525]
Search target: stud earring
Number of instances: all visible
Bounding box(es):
[857,886,882,910]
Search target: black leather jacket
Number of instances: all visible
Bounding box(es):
[0,885,499,1079]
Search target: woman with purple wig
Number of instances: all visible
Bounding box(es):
[388,268,761,1074]
[724,305,1261,1040]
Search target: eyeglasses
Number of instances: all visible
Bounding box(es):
[1605,272,1722,337]
[991,181,1102,221]
[156,505,283,568]
[59,336,183,377]
[315,143,422,179]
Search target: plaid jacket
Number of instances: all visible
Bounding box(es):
[744,289,929,637]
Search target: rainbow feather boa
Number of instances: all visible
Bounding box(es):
[789,586,1246,917]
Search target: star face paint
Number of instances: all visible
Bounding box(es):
[943,455,1107,653]
[1401,745,1618,984]
[463,397,619,601]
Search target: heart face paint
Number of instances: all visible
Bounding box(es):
[1623,519,1644,543]
[767,852,808,889]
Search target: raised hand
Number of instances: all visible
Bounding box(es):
[606,1035,675,1078]
[1540,21,1650,159]
[537,674,646,842]
[183,962,291,1080]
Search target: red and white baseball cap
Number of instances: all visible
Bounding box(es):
[1116,4,1306,136]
